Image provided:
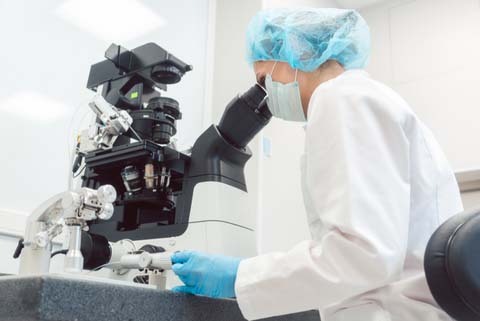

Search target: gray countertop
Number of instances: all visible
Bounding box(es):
[0,275,320,321]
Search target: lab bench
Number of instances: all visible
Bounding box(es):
[0,275,320,321]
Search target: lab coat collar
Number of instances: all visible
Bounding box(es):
[306,69,370,121]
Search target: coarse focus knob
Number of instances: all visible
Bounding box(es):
[98,203,114,220]
[120,252,152,269]
[97,185,117,203]
[150,252,173,270]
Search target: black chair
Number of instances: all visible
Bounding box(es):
[424,208,480,321]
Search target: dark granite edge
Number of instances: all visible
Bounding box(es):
[0,275,320,321]
[0,275,45,321]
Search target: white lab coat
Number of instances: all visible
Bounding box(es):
[235,70,463,321]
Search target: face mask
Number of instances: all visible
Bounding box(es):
[265,62,306,122]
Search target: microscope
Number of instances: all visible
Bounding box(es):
[14,42,271,287]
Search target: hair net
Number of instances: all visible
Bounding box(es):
[246,8,370,71]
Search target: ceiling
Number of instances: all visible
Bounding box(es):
[336,0,391,9]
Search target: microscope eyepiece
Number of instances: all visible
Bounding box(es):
[217,84,272,149]
[240,84,267,110]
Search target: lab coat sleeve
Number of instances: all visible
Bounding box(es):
[235,85,411,320]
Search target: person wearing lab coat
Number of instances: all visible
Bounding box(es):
[171,8,463,321]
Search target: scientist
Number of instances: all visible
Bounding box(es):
[171,8,463,321]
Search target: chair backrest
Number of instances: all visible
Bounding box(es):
[424,208,480,321]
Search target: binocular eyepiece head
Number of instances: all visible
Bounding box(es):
[218,84,272,149]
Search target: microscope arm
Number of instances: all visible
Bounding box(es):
[19,192,70,275]
[18,185,117,275]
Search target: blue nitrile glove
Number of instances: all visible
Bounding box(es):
[171,250,242,298]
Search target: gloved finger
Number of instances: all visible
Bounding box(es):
[177,277,196,287]
[172,263,188,276]
[171,286,196,295]
[172,264,197,286]
[171,250,196,264]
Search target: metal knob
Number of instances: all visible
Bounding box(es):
[98,203,114,220]
[97,185,117,204]
[34,231,49,248]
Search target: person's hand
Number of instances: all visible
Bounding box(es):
[171,250,242,298]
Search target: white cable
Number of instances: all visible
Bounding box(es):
[120,239,137,251]
[84,261,122,273]
[67,109,95,190]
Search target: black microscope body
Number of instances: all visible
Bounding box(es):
[79,43,271,259]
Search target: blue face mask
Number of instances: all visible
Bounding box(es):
[265,62,306,122]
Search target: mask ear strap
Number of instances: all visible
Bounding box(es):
[294,68,298,82]
[270,61,278,76]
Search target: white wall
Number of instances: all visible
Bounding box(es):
[360,0,480,171]
[360,0,480,211]
[206,0,263,257]
[256,121,311,253]
[263,0,339,8]
[461,191,480,211]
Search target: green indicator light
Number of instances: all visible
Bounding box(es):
[130,91,139,99]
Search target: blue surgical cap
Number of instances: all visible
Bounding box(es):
[246,8,371,71]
